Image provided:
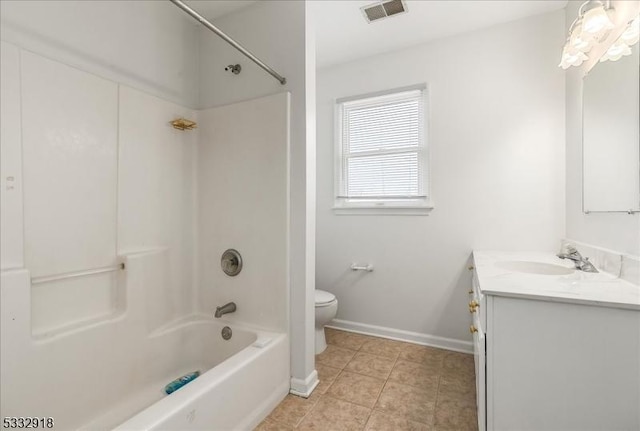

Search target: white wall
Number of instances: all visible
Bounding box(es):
[0,0,200,108]
[197,93,289,333]
[564,0,640,256]
[316,10,566,345]
[198,1,317,392]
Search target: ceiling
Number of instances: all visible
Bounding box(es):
[184,0,258,20]
[181,0,568,69]
[311,0,568,68]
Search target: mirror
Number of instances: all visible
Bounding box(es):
[582,44,640,213]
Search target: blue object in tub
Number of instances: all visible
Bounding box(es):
[164,371,200,395]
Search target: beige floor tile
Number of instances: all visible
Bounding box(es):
[374,381,437,425]
[297,396,372,431]
[433,399,478,431]
[345,352,396,380]
[266,394,318,428]
[327,371,386,408]
[437,376,476,408]
[266,334,477,431]
[388,360,442,389]
[360,338,405,360]
[315,364,341,394]
[441,351,475,384]
[364,410,432,431]
[326,328,372,351]
[316,345,357,369]
[399,344,446,368]
[253,418,294,431]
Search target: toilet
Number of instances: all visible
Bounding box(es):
[314,290,338,354]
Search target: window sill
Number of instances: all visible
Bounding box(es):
[332,204,434,216]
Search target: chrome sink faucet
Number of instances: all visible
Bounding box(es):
[215,302,237,318]
[557,246,599,273]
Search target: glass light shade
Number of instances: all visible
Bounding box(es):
[569,22,594,52]
[600,40,632,62]
[582,5,614,35]
[559,44,589,69]
[620,17,640,46]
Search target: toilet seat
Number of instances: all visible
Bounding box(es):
[315,290,336,307]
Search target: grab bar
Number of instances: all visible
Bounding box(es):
[31,263,125,285]
[351,263,374,272]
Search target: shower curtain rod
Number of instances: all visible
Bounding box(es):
[169,0,287,85]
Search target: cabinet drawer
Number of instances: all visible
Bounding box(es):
[470,269,486,331]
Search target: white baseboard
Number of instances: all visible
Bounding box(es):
[327,319,473,354]
[289,370,319,398]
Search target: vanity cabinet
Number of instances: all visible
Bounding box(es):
[470,263,640,431]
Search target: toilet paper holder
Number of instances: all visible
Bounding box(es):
[350,263,374,272]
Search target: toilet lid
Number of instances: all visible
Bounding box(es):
[315,290,336,305]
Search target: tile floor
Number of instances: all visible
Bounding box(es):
[256,328,478,431]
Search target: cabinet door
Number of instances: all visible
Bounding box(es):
[489,296,640,430]
[473,312,486,431]
[471,270,486,431]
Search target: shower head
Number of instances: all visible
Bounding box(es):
[225,64,241,75]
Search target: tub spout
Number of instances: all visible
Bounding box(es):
[215,302,236,318]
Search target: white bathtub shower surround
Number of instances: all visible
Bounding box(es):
[21,50,118,279]
[198,0,318,394]
[197,92,290,333]
[0,43,198,334]
[0,42,23,270]
[1,250,289,431]
[1,42,291,429]
[118,86,198,329]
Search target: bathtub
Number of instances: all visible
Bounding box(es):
[2,261,289,431]
[73,317,289,431]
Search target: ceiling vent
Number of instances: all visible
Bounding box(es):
[361,0,407,23]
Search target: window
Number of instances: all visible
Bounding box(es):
[335,84,431,214]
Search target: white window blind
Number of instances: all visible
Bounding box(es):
[336,85,429,210]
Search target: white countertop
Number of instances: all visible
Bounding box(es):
[473,251,640,310]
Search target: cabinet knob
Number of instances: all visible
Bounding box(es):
[468,265,475,271]
[469,300,479,308]
[470,325,478,334]
[468,289,473,294]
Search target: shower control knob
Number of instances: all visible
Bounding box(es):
[221,249,243,276]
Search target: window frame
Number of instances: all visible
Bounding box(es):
[333,84,433,215]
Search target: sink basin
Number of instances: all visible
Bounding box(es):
[495,260,574,275]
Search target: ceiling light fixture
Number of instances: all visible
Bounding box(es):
[582,2,615,35]
[620,15,640,46]
[559,0,615,69]
[600,16,640,62]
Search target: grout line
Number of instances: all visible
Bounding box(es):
[312,330,475,430]
[370,349,401,416]
[432,368,443,428]
[322,330,460,429]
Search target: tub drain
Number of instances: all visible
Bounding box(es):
[222,326,232,340]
